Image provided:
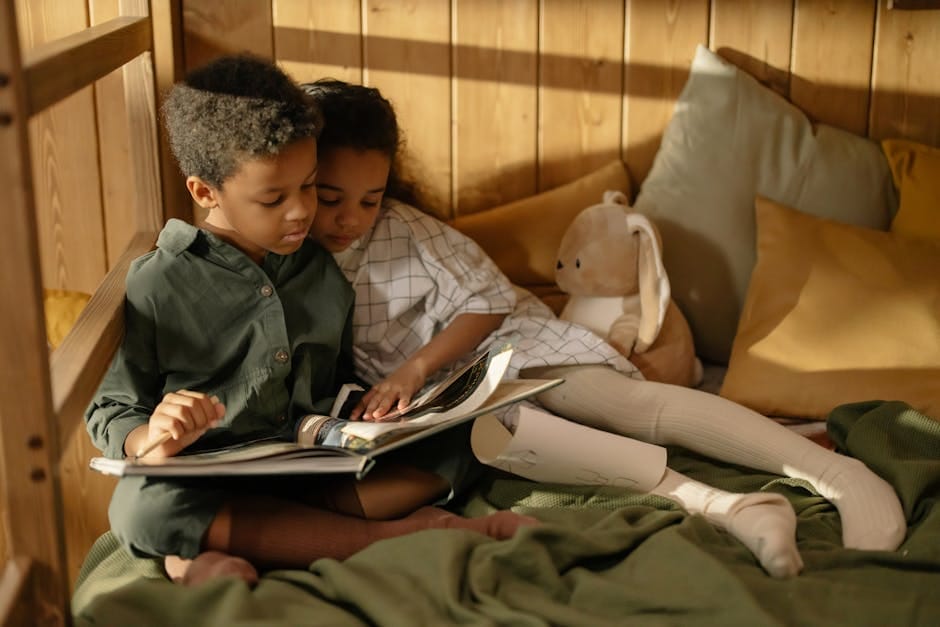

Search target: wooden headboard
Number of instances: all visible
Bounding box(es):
[1,0,938,623]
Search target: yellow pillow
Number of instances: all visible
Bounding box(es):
[882,139,940,243]
[720,197,940,421]
[44,288,91,349]
[450,159,632,314]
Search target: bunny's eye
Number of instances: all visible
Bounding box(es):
[575,258,581,269]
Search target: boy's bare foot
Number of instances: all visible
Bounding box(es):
[412,506,540,540]
[165,551,259,587]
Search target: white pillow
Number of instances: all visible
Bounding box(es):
[633,45,897,364]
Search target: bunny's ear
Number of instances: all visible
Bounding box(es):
[602,190,629,206]
[626,213,670,353]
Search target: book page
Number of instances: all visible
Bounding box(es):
[339,344,514,442]
[471,406,667,491]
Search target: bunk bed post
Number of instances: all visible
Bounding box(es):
[0,1,70,624]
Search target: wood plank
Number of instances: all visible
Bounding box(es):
[121,2,163,235]
[90,0,137,269]
[0,2,69,621]
[790,0,876,135]
[51,231,155,426]
[539,0,624,191]
[17,0,109,297]
[273,0,362,84]
[870,0,940,145]
[710,0,794,97]
[453,0,538,215]
[151,0,192,223]
[623,0,709,187]
[0,557,33,627]
[364,0,452,217]
[21,16,150,116]
[182,0,273,70]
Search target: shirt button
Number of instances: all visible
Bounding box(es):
[274,350,290,364]
[276,415,286,423]
[260,285,274,297]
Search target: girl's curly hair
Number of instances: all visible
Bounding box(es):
[164,54,323,188]
[301,79,431,212]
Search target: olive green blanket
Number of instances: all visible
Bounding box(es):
[72,401,940,626]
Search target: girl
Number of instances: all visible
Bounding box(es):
[303,79,907,579]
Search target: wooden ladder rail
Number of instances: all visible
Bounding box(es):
[0,1,185,624]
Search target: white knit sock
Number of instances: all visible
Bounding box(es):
[525,365,906,551]
[653,469,802,578]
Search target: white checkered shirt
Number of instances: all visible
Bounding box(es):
[333,200,641,389]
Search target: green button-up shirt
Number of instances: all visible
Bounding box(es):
[86,219,355,459]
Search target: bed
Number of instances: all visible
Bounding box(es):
[2,1,939,625]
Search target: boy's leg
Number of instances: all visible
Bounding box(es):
[203,495,538,572]
[524,364,905,551]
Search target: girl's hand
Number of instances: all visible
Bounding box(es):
[351,362,426,421]
[138,390,225,458]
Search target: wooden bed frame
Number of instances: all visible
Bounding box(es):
[1,1,938,624]
[0,2,187,623]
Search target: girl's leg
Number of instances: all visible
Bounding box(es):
[652,468,802,578]
[487,410,801,578]
[524,365,905,550]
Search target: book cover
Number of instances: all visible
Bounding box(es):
[89,343,562,479]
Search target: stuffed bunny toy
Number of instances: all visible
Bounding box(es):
[555,191,703,387]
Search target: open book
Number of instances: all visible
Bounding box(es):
[89,343,562,479]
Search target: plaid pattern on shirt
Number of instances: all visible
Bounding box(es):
[333,200,640,389]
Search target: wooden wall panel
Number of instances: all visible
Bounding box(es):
[623,0,708,189]
[16,0,108,295]
[790,0,876,136]
[539,0,624,192]
[364,0,452,218]
[89,0,136,267]
[273,0,362,85]
[453,0,538,215]
[870,0,940,146]
[182,0,273,70]
[710,0,794,96]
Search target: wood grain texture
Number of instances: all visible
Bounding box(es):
[182,0,273,70]
[273,0,362,84]
[623,0,709,187]
[790,0,876,135]
[364,0,452,217]
[17,0,109,294]
[453,0,538,214]
[539,0,624,192]
[710,0,794,97]
[90,0,136,269]
[870,0,940,145]
[1,2,69,621]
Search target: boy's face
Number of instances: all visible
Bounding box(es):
[310,147,391,253]
[191,137,319,263]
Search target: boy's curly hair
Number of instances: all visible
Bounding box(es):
[301,79,431,212]
[164,54,323,188]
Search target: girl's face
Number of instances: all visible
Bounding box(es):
[194,137,319,263]
[311,147,391,252]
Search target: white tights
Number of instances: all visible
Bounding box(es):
[522,365,906,567]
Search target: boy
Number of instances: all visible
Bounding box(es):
[86,55,534,587]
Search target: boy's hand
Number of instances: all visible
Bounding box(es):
[138,390,225,458]
[351,362,426,421]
